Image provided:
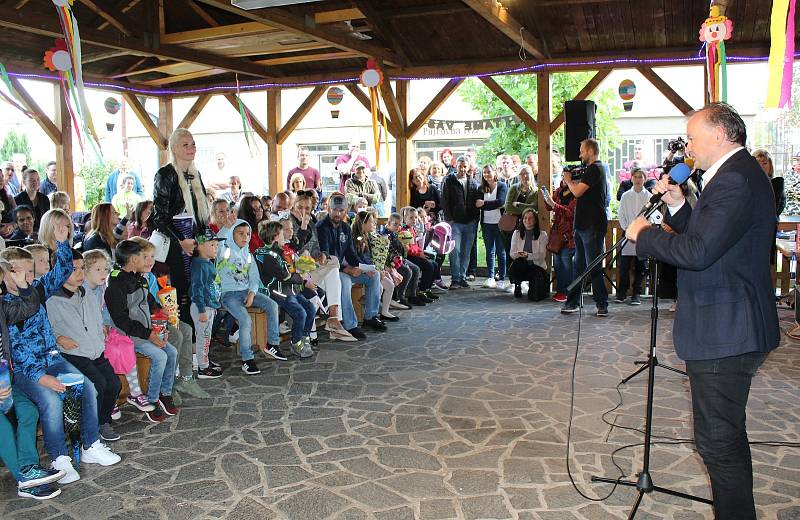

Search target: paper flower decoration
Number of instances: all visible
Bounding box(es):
[296,254,317,273]
[397,230,414,246]
[44,39,72,72]
[360,58,384,88]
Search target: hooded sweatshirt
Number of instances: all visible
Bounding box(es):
[216,219,260,294]
[105,268,157,344]
[47,285,106,360]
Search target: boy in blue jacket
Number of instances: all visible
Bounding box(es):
[190,229,224,379]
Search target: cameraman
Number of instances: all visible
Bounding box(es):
[561,138,609,316]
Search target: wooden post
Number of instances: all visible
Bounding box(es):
[53,85,74,211]
[158,97,173,165]
[266,88,282,196]
[537,71,551,233]
[395,80,410,210]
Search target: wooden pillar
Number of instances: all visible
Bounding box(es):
[537,71,551,233]
[395,80,410,210]
[53,85,74,211]
[266,88,282,196]
[158,97,173,165]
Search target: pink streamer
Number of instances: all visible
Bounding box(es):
[780,0,796,107]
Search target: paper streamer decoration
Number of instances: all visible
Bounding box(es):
[360,59,388,169]
[699,5,734,103]
[766,0,796,108]
[618,79,636,111]
[234,74,259,157]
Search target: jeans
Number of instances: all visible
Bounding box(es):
[407,255,434,291]
[482,223,507,280]
[686,352,767,520]
[449,221,477,283]
[395,261,419,300]
[134,341,178,404]
[373,200,386,217]
[274,293,317,343]
[168,320,194,379]
[61,354,121,426]
[190,305,216,370]
[618,254,646,298]
[0,389,39,480]
[339,271,380,330]
[553,247,575,294]
[222,290,280,360]
[567,226,608,308]
[13,359,100,459]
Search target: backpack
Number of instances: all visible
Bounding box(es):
[428,222,455,255]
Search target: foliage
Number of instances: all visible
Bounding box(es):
[0,129,31,164]
[80,160,117,209]
[459,72,622,166]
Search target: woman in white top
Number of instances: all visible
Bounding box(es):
[475,165,509,289]
[509,208,549,300]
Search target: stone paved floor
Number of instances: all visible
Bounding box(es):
[2,284,800,519]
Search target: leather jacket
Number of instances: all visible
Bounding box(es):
[152,163,208,242]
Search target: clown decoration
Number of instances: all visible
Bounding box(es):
[699,5,734,103]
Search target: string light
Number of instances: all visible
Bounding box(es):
[7,53,796,96]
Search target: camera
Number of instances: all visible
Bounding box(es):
[562,164,586,181]
[667,137,686,153]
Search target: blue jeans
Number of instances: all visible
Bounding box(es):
[567,227,608,308]
[13,360,100,459]
[373,200,386,217]
[339,271,380,330]
[449,221,477,283]
[553,247,575,293]
[222,290,280,359]
[481,222,506,280]
[134,341,177,404]
[0,389,39,480]
[686,352,767,520]
[274,293,317,343]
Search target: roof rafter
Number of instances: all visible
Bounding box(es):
[462,0,547,61]
[77,0,138,37]
[354,0,412,68]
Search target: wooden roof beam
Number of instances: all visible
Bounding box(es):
[8,77,61,144]
[122,93,167,150]
[223,94,270,143]
[193,0,400,66]
[0,5,273,79]
[379,80,405,137]
[462,0,547,61]
[82,50,129,64]
[407,78,464,136]
[97,0,140,31]
[183,0,221,27]
[479,76,537,133]
[314,8,364,24]
[277,85,325,144]
[354,0,412,68]
[161,22,275,45]
[636,66,694,115]
[78,0,137,37]
[141,68,226,86]
[255,51,355,66]
[177,94,212,129]
[377,3,471,19]
[550,69,611,133]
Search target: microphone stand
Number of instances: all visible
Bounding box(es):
[567,202,712,518]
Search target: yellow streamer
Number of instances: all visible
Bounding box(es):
[766,0,790,107]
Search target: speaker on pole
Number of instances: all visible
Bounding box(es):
[564,100,597,162]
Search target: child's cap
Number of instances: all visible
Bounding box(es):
[196,228,225,245]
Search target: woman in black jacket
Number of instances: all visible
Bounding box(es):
[152,128,210,323]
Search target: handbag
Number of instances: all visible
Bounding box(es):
[104,328,136,375]
[498,213,519,232]
[546,229,568,254]
[149,230,171,263]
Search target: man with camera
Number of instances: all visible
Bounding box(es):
[561,138,609,316]
[626,103,780,520]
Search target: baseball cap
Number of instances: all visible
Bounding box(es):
[354,160,367,170]
[329,194,348,210]
[196,228,225,244]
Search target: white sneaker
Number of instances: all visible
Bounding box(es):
[81,440,121,467]
[521,281,529,292]
[279,322,291,334]
[505,283,515,293]
[496,280,507,290]
[228,331,239,343]
[483,278,497,289]
[51,455,80,484]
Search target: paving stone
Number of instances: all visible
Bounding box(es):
[374,506,415,520]
[339,457,392,479]
[291,417,347,437]
[227,497,276,520]
[447,469,500,494]
[222,453,262,490]
[505,487,542,510]
[174,459,217,483]
[274,487,351,520]
[377,447,442,471]
[341,482,408,509]
[420,499,458,519]
[460,495,513,520]
[162,480,233,502]
[379,473,453,499]
[265,466,313,489]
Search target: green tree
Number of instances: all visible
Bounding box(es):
[459,72,622,166]
[80,160,116,209]
[0,129,31,164]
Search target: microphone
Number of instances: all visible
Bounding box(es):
[639,162,692,215]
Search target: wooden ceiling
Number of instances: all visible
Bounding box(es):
[0,0,785,94]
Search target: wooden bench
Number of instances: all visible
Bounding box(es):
[116,353,152,406]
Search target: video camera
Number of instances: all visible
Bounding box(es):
[667,137,686,154]
[562,164,587,181]
[662,136,689,173]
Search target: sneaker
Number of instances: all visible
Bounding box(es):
[279,321,291,334]
[483,278,497,289]
[630,296,642,305]
[408,296,427,306]
[208,359,221,370]
[496,280,507,290]
[159,395,179,416]
[424,290,439,300]
[430,284,447,293]
[596,306,609,317]
[514,284,522,298]
[448,282,460,290]
[127,394,156,412]
[389,300,410,310]
[18,483,61,500]
[561,304,579,314]
[99,423,121,442]
[264,345,288,361]
[398,298,414,308]
[363,317,387,332]
[380,313,399,322]
[466,274,476,282]
[505,283,515,293]
[615,294,627,303]
[145,407,166,423]
[198,366,222,379]
[458,280,470,288]
[228,331,239,343]
[434,279,448,290]
[81,440,121,466]
[329,327,358,342]
[520,281,529,292]
[241,359,261,375]
[173,378,210,398]
[110,405,122,421]
[416,292,433,303]
[18,464,66,489]
[298,337,314,358]
[346,327,366,340]
[553,292,567,303]
[51,456,79,484]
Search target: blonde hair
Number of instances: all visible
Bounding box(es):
[23,243,49,257]
[0,246,33,262]
[83,249,112,269]
[87,203,118,249]
[129,236,156,253]
[289,173,306,191]
[50,191,70,210]
[169,128,210,226]
[38,208,74,250]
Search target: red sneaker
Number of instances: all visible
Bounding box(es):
[553,293,567,303]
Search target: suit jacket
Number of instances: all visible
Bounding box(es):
[636,149,780,361]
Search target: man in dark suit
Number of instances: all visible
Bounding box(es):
[626,103,780,520]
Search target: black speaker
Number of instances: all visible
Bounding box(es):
[564,100,597,162]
